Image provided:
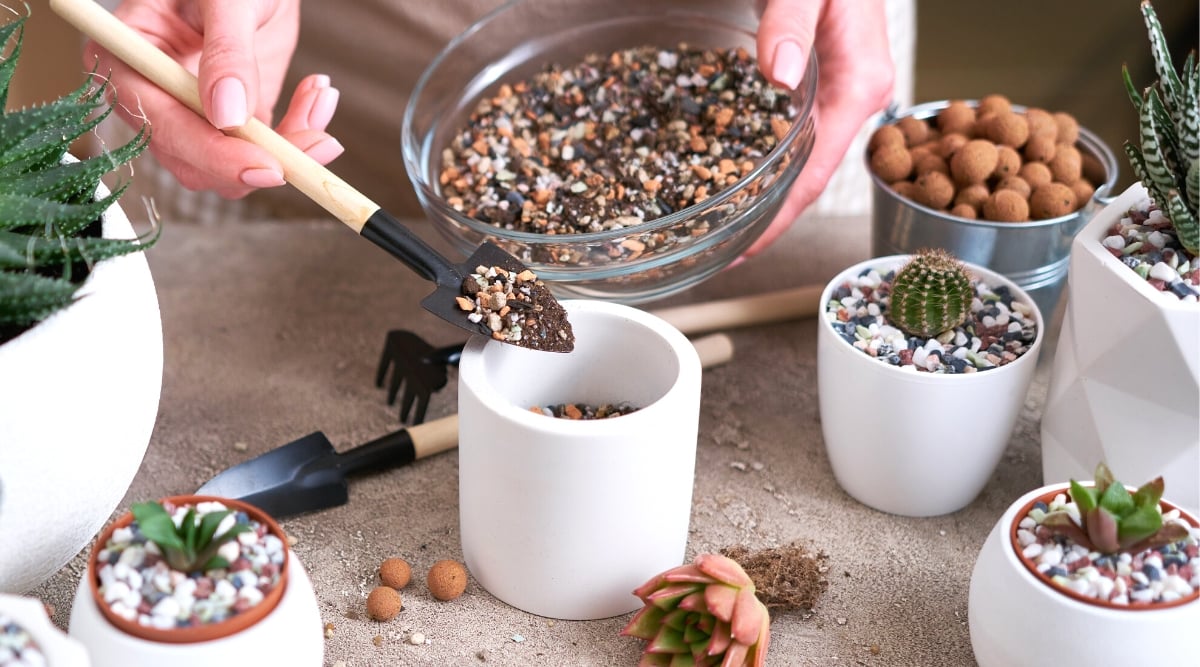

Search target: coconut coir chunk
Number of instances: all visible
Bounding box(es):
[721,543,829,612]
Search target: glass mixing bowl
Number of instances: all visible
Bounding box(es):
[402,0,816,304]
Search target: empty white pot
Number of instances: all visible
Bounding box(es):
[457,300,702,619]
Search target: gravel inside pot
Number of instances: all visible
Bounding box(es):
[0,614,43,664]
[1100,200,1199,301]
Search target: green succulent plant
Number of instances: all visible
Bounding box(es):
[1041,462,1190,555]
[887,248,973,339]
[131,501,253,573]
[1122,0,1198,256]
[0,11,154,339]
[622,553,770,667]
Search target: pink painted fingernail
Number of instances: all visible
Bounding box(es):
[308,87,340,130]
[211,77,248,129]
[313,74,331,88]
[304,137,344,164]
[772,40,805,90]
[240,167,285,188]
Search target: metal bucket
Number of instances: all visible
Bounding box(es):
[868,100,1120,319]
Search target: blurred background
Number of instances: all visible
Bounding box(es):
[9,0,1198,199]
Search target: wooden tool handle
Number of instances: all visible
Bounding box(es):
[49,0,378,232]
[651,284,823,336]
[405,331,734,456]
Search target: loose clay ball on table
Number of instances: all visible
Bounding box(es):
[367,586,403,621]
[380,557,412,589]
[427,560,469,601]
[868,94,1096,223]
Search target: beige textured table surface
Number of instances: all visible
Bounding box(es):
[33,213,1054,666]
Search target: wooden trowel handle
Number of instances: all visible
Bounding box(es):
[652,284,823,336]
[50,0,379,232]
[405,331,735,458]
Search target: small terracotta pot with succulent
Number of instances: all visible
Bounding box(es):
[86,495,289,643]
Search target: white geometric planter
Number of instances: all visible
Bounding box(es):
[0,182,163,593]
[1041,183,1200,516]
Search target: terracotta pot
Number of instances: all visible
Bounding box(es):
[1009,486,1200,610]
[969,482,1200,666]
[86,495,288,644]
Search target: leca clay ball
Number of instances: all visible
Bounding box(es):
[1070,178,1096,206]
[895,116,931,147]
[891,180,917,199]
[954,183,991,211]
[913,171,955,209]
[870,144,912,182]
[1018,161,1053,189]
[1023,108,1058,141]
[427,560,469,601]
[976,94,1013,117]
[367,586,402,621]
[950,203,978,220]
[984,111,1029,148]
[868,124,905,153]
[950,139,999,185]
[913,151,949,176]
[996,175,1032,200]
[380,558,412,589]
[1030,182,1077,219]
[983,189,1030,222]
[993,145,1022,179]
[939,132,969,159]
[1053,112,1080,144]
[937,101,976,135]
[1048,145,1083,184]
[1023,135,1057,164]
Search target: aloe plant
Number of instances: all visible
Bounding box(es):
[0,11,154,338]
[1122,0,1198,256]
[887,248,973,338]
[1041,462,1190,555]
[131,501,253,573]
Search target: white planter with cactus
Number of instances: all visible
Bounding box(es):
[0,14,162,593]
[1041,1,1199,516]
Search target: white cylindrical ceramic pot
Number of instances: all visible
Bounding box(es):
[817,255,1045,517]
[457,300,702,619]
[0,175,162,594]
[1041,183,1199,517]
[68,554,323,666]
[0,593,91,666]
[968,483,1200,665]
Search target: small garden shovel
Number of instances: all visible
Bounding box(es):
[50,0,573,352]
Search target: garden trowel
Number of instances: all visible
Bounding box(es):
[50,0,573,352]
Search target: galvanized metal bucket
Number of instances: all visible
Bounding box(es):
[868,100,1120,319]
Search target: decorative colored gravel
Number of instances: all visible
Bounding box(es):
[457,265,574,352]
[1102,201,1198,301]
[439,44,795,242]
[96,500,286,630]
[1018,493,1199,604]
[530,402,641,419]
[0,615,43,667]
[824,266,1039,373]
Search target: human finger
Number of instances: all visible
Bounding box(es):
[195,0,262,129]
[756,0,823,90]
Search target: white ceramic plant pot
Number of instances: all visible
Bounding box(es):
[0,178,162,594]
[968,482,1200,665]
[458,300,702,619]
[0,593,91,666]
[68,554,323,666]
[817,255,1045,517]
[1041,183,1199,517]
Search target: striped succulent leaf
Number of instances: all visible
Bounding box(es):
[0,11,152,338]
[1123,1,1199,255]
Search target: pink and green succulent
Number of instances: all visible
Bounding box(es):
[622,553,770,667]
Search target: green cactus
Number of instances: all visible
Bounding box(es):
[1041,462,1190,555]
[0,11,155,339]
[886,248,973,339]
[1122,0,1198,256]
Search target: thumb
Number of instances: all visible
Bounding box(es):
[196,0,261,129]
[756,0,823,91]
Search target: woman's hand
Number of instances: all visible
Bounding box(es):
[748,0,895,257]
[87,0,343,198]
